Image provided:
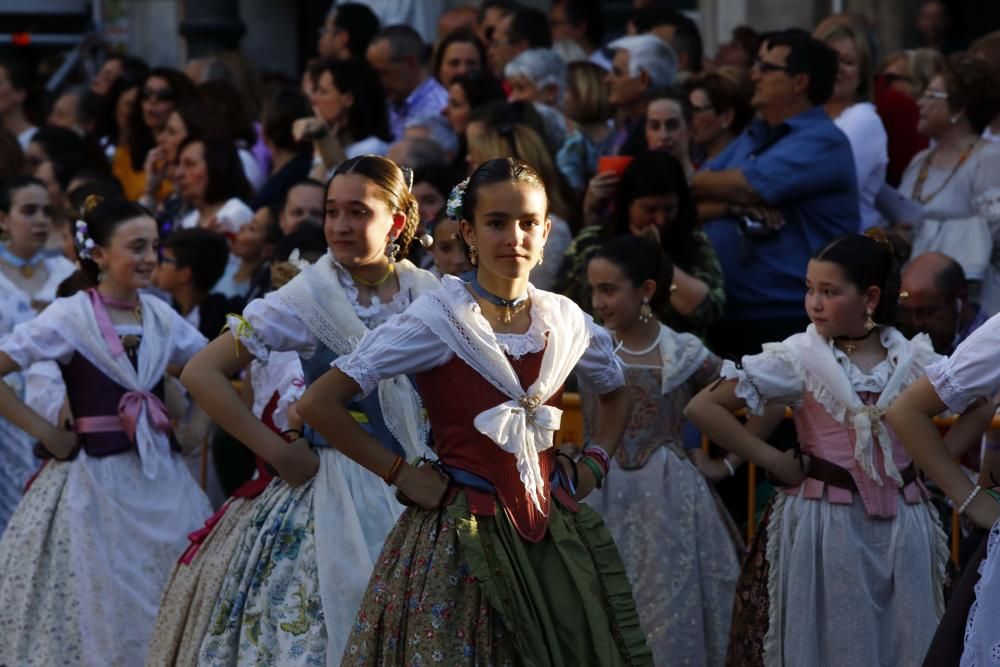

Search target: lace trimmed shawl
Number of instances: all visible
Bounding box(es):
[404,275,592,511]
[277,252,440,461]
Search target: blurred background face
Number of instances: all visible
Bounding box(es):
[628,193,679,237]
[310,70,351,126]
[175,141,208,203]
[916,74,951,137]
[689,88,724,147]
[606,50,643,107]
[443,83,471,135]
[412,181,445,226]
[116,86,138,136]
[645,98,689,161]
[439,41,481,86]
[141,75,176,131]
[91,58,123,96]
[280,183,324,234]
[828,37,861,103]
[0,184,53,256]
[158,111,187,163]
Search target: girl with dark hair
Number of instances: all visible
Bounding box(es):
[686,230,986,666]
[583,234,748,666]
[558,150,725,338]
[199,79,268,192]
[0,176,75,533]
[179,155,439,665]
[114,67,198,201]
[297,58,393,181]
[297,158,649,665]
[0,196,212,666]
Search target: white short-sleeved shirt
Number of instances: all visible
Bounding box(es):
[926,311,1000,413]
[334,281,625,398]
[834,102,888,232]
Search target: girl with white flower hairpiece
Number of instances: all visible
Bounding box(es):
[299,157,651,665]
[0,195,212,666]
[0,175,75,534]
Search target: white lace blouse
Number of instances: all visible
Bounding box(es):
[335,277,625,397]
[926,311,1000,413]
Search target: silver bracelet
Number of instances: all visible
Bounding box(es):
[723,458,736,477]
[958,484,982,515]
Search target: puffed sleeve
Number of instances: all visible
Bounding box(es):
[0,306,76,368]
[226,290,317,362]
[574,319,626,395]
[333,311,453,396]
[720,342,804,415]
[168,308,209,366]
[926,313,1000,413]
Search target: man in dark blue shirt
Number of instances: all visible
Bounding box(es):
[692,29,859,358]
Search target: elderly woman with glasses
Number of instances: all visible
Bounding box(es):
[898,54,1000,312]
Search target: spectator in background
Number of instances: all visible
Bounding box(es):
[0,128,25,182]
[155,228,236,338]
[199,79,267,193]
[686,66,754,163]
[433,27,486,87]
[505,48,567,108]
[401,114,458,163]
[367,25,448,141]
[317,2,380,60]
[89,53,148,97]
[560,150,724,338]
[296,58,392,179]
[277,178,324,234]
[442,71,506,171]
[693,29,858,357]
[174,137,253,235]
[969,31,1000,142]
[711,25,759,71]
[644,87,696,180]
[26,126,95,218]
[476,0,516,48]
[117,67,197,202]
[898,54,1000,311]
[882,48,943,99]
[630,7,703,81]
[253,86,314,211]
[386,135,447,170]
[436,6,477,41]
[557,61,614,191]
[214,204,283,300]
[0,59,40,150]
[47,86,88,136]
[604,34,677,159]
[487,6,552,80]
[876,49,939,186]
[549,0,608,69]
[915,0,961,54]
[898,252,989,354]
[815,22,888,232]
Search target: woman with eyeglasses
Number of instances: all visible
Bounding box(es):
[898,54,1000,312]
[113,68,198,202]
[685,66,754,164]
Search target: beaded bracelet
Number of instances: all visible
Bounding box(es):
[958,484,982,515]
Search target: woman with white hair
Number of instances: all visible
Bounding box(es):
[504,48,567,108]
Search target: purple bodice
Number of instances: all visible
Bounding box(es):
[60,350,179,457]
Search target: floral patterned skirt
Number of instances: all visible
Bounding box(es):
[343,491,653,666]
[145,495,259,667]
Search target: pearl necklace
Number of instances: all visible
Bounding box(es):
[614,327,661,356]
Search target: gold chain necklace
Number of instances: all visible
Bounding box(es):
[911,139,978,204]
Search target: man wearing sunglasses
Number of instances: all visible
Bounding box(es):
[692,29,860,359]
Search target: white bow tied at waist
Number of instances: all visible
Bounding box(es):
[850,404,903,487]
[473,394,562,513]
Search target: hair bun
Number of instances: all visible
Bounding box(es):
[83,194,103,217]
[864,226,893,253]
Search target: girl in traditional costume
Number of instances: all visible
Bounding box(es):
[0,175,76,532]
[0,196,213,666]
[686,231,985,666]
[582,235,750,666]
[887,315,1000,667]
[299,158,652,665]
[146,259,309,667]
[179,155,439,665]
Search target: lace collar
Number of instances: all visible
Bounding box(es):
[444,276,551,359]
[330,256,412,326]
[825,326,908,393]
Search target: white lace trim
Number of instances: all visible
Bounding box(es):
[449,279,549,358]
[962,518,1000,666]
[332,258,412,327]
[972,186,1000,224]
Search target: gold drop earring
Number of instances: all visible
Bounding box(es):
[469,244,478,266]
[864,308,875,332]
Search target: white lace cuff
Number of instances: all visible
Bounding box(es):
[721,359,767,416]
[333,354,380,397]
[926,357,975,414]
[226,314,270,362]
